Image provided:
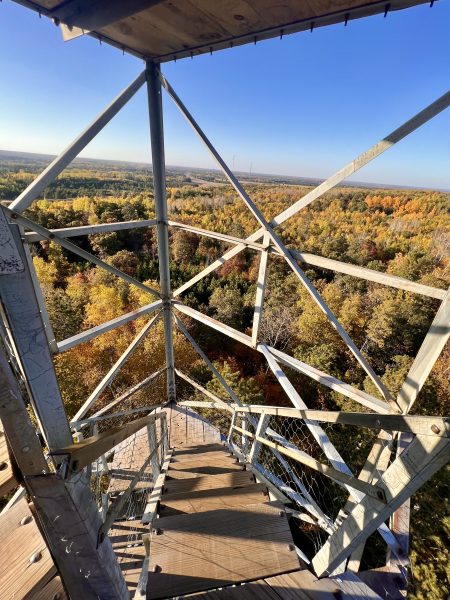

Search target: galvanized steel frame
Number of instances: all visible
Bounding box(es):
[0,56,449,593]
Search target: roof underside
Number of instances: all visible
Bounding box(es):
[16,0,430,62]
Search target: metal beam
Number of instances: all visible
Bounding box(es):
[233,405,449,437]
[260,343,357,475]
[71,311,162,421]
[25,219,157,243]
[232,424,386,503]
[170,90,450,302]
[248,413,270,463]
[9,71,146,214]
[168,221,445,300]
[71,404,162,429]
[271,91,450,228]
[173,314,240,405]
[90,369,165,418]
[175,368,232,411]
[397,289,450,413]
[21,230,58,352]
[290,249,446,301]
[252,233,270,347]
[51,413,164,475]
[58,299,162,352]
[173,301,390,414]
[0,348,127,598]
[168,220,267,252]
[146,61,176,403]
[312,434,450,577]
[160,71,393,402]
[0,209,72,451]
[5,208,161,300]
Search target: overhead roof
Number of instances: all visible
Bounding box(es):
[15,0,430,62]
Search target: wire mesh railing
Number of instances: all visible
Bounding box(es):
[68,409,169,553]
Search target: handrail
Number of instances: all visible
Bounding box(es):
[232,424,386,503]
[71,404,164,429]
[233,405,450,437]
[51,413,165,476]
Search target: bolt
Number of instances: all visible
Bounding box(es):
[10,213,17,219]
[53,594,62,600]
[0,461,7,471]
[152,564,162,573]
[279,511,284,517]
[431,424,441,435]
[288,544,295,552]
[29,551,42,563]
[20,515,33,526]
[22,446,30,453]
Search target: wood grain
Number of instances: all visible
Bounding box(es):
[0,498,56,600]
[147,502,300,598]
[159,483,268,516]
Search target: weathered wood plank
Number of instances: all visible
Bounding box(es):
[159,483,268,516]
[170,451,235,465]
[147,502,300,598]
[168,461,244,478]
[265,569,340,599]
[173,443,227,456]
[28,576,68,600]
[167,405,222,447]
[0,498,56,600]
[0,428,17,497]
[164,471,254,494]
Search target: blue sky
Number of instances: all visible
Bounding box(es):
[0,0,449,188]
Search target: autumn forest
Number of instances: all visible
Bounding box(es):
[1,154,449,599]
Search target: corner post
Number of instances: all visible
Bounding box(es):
[146,60,176,403]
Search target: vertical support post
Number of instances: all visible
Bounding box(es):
[147,421,160,480]
[227,410,237,445]
[251,232,270,347]
[93,423,109,475]
[146,61,176,403]
[249,413,270,463]
[0,207,71,452]
[101,493,109,521]
[241,416,251,456]
[0,347,127,598]
[21,229,58,353]
[161,412,169,458]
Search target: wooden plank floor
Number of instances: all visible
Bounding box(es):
[0,498,56,599]
[114,406,383,600]
[146,501,300,599]
[142,411,301,599]
[0,424,17,497]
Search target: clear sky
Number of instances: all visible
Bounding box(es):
[1,0,449,188]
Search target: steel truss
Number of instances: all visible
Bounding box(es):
[0,60,449,595]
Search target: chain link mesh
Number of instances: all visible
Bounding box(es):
[71,411,167,561]
[229,411,399,561]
